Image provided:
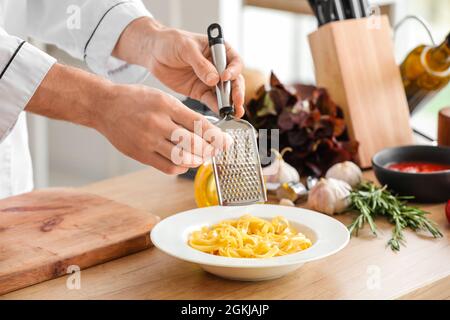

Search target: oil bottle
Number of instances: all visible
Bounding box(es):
[400,32,449,113]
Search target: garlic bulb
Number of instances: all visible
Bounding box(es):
[307,178,351,215]
[279,198,295,207]
[325,161,362,187]
[263,148,300,184]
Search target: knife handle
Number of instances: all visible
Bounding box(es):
[341,0,353,19]
[359,0,370,17]
[349,0,362,18]
[307,0,321,24]
[207,23,233,118]
[333,0,345,20]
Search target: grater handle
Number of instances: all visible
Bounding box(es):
[207,23,234,118]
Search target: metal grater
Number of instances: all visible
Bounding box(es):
[207,23,267,206]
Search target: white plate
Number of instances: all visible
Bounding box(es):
[150,204,349,281]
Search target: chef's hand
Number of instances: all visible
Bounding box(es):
[113,17,245,118]
[26,64,232,175]
[96,84,232,174]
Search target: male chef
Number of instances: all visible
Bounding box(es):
[0,0,244,198]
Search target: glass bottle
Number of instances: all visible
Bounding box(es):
[400,32,449,113]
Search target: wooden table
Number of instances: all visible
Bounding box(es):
[2,169,449,299]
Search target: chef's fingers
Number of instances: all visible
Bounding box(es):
[231,74,245,118]
[155,139,204,168]
[200,90,219,114]
[143,152,189,175]
[183,40,220,86]
[189,80,219,113]
[168,126,216,160]
[189,72,244,120]
[221,44,243,82]
[170,106,233,151]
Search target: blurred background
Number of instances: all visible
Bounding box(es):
[27,0,450,188]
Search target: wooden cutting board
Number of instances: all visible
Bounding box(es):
[0,188,159,295]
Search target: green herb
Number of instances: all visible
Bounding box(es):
[346,181,443,252]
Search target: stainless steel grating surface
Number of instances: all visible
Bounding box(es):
[212,128,266,206]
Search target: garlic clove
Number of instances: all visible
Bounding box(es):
[262,148,300,184]
[262,158,282,183]
[278,161,300,184]
[325,161,362,187]
[307,178,351,215]
[307,179,336,215]
[279,198,295,207]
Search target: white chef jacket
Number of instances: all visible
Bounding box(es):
[0,0,151,199]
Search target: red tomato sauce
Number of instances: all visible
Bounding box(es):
[387,162,450,173]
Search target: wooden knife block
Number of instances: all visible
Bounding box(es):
[308,16,413,167]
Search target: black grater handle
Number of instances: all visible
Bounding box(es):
[207,23,234,118]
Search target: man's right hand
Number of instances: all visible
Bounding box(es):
[96,84,231,175]
[26,63,231,175]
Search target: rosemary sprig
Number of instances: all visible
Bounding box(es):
[346,181,443,252]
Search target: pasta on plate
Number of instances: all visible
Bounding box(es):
[188,215,312,258]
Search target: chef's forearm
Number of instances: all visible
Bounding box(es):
[25,63,113,129]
